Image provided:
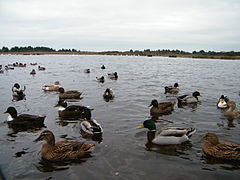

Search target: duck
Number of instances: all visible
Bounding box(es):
[108,72,118,80]
[30,63,37,66]
[201,133,240,161]
[96,76,105,83]
[217,95,229,109]
[42,81,61,91]
[5,65,14,70]
[137,120,196,145]
[30,69,36,75]
[56,100,89,119]
[177,91,201,107]
[12,83,26,97]
[149,99,175,119]
[84,69,90,73]
[34,130,95,162]
[101,65,106,69]
[103,88,114,100]
[224,101,240,118]
[164,83,179,94]
[80,107,103,140]
[4,107,45,129]
[58,87,82,100]
[38,66,46,71]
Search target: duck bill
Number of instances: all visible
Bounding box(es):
[33,136,42,142]
[137,125,144,129]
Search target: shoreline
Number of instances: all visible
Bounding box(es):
[1,51,240,60]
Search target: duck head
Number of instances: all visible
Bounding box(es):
[192,91,201,99]
[82,107,92,120]
[13,83,20,89]
[149,99,158,107]
[174,83,179,88]
[34,130,55,146]
[137,120,156,131]
[201,133,219,145]
[4,107,18,118]
[56,100,67,110]
[59,87,65,93]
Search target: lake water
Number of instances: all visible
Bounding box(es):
[0,55,240,180]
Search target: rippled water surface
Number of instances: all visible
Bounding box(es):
[0,55,240,180]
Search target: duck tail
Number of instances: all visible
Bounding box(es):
[186,128,196,138]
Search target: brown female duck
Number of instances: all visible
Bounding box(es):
[225,101,240,118]
[149,99,176,119]
[201,133,240,161]
[4,107,45,129]
[34,130,95,162]
[59,87,82,100]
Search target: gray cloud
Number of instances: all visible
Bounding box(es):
[0,0,239,51]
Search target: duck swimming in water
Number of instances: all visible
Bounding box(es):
[224,101,240,118]
[164,83,179,94]
[96,76,105,83]
[56,100,89,119]
[137,120,196,145]
[177,91,201,107]
[42,81,61,91]
[103,88,114,100]
[12,83,26,100]
[149,99,175,119]
[58,87,82,100]
[34,130,95,162]
[201,133,240,161]
[4,107,45,130]
[217,95,229,109]
[108,72,118,80]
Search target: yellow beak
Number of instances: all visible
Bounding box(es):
[137,125,144,129]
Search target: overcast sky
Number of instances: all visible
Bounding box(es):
[0,0,239,52]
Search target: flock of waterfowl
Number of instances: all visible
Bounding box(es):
[1,61,240,165]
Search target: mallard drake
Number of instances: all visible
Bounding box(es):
[58,87,82,100]
[96,76,105,83]
[224,101,240,118]
[30,69,36,75]
[12,83,26,98]
[201,133,240,161]
[177,91,201,107]
[42,81,61,91]
[56,100,88,119]
[217,95,229,109]
[149,99,175,119]
[108,72,118,80]
[34,130,95,162]
[80,107,103,139]
[30,63,37,66]
[84,69,90,73]
[137,120,196,145]
[101,65,106,69]
[38,66,46,71]
[5,65,14,70]
[103,88,114,100]
[4,107,45,129]
[164,83,179,94]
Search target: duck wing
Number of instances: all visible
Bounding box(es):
[158,102,175,109]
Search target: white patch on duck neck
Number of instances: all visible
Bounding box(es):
[58,106,66,111]
[7,115,14,122]
[218,101,227,108]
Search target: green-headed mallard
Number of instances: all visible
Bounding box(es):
[149,99,175,119]
[42,81,61,91]
[59,87,82,100]
[4,106,45,129]
[103,88,114,100]
[84,69,90,73]
[80,107,103,142]
[56,100,88,119]
[108,72,118,80]
[96,76,105,83]
[217,95,229,109]
[38,66,46,71]
[225,101,240,118]
[164,83,179,94]
[34,130,95,162]
[137,120,196,145]
[101,65,106,69]
[201,133,240,161]
[177,91,201,107]
[30,69,36,75]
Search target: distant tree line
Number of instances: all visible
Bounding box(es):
[0,46,80,53]
[1,46,240,56]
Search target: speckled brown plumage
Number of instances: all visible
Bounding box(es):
[35,130,95,162]
[201,133,240,161]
